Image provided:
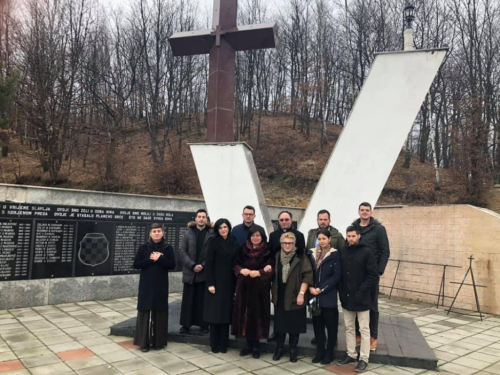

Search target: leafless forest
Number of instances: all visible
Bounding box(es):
[0,0,499,205]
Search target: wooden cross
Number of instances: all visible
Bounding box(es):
[169,0,277,142]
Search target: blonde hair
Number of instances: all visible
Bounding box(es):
[280,232,296,243]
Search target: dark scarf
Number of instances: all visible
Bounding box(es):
[235,240,272,269]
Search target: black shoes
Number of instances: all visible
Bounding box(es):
[355,360,368,372]
[338,356,357,366]
[179,326,190,334]
[252,348,260,359]
[320,352,334,365]
[273,345,284,361]
[311,350,324,364]
[239,347,252,356]
[219,348,227,353]
[140,347,149,352]
[211,347,219,353]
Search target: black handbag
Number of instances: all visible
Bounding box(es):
[308,296,321,316]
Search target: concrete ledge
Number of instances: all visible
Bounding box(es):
[0,272,183,310]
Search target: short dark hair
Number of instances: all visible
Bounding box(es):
[149,223,164,231]
[243,205,255,213]
[317,209,330,219]
[278,210,292,220]
[317,228,331,238]
[346,225,360,235]
[358,202,372,210]
[196,208,208,216]
[214,218,232,236]
[247,225,267,243]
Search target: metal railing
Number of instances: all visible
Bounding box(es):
[380,259,461,308]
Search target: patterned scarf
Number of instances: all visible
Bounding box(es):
[315,246,329,269]
[280,247,297,283]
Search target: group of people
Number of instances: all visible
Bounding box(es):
[132,203,390,373]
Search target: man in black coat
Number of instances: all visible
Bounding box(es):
[178,208,214,334]
[337,226,378,372]
[269,211,306,255]
[232,205,265,247]
[352,202,390,351]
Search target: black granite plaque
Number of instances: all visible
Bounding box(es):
[113,224,147,275]
[0,202,195,280]
[31,220,76,279]
[0,219,31,280]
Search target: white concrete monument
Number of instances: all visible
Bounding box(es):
[189,142,273,234]
[298,49,447,234]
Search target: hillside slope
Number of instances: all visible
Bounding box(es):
[0,115,477,210]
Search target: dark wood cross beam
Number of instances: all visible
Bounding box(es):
[169,0,277,142]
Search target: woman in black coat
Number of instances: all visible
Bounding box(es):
[203,218,237,353]
[308,229,342,365]
[133,223,176,352]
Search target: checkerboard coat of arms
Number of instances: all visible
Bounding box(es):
[78,233,109,267]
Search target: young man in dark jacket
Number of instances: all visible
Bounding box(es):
[178,209,214,334]
[338,226,378,373]
[352,202,390,350]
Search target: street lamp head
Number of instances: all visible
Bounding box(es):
[404,4,415,29]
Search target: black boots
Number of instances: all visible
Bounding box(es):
[289,334,299,363]
[273,333,285,361]
[311,349,325,363]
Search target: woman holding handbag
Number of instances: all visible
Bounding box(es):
[309,229,342,364]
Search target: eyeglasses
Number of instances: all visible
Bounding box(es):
[279,218,290,222]
[243,213,255,216]
[281,242,294,246]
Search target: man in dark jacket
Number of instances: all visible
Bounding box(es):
[267,210,306,342]
[306,209,345,250]
[337,226,378,372]
[269,211,306,255]
[352,202,390,351]
[232,205,264,247]
[179,208,214,334]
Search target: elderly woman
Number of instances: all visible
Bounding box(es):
[232,225,274,359]
[272,232,313,362]
[133,223,176,352]
[309,229,341,364]
[203,219,237,353]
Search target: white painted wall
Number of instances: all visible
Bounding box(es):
[190,143,273,234]
[299,49,447,235]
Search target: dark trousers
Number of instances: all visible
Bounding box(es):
[312,307,339,352]
[134,310,169,349]
[246,338,260,349]
[180,282,208,329]
[355,280,380,339]
[210,324,229,351]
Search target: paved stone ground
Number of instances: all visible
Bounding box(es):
[1,293,499,375]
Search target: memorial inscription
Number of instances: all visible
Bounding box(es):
[0,202,194,280]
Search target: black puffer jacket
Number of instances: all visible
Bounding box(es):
[352,218,390,275]
[338,243,378,311]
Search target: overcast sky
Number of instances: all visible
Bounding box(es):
[105,0,286,25]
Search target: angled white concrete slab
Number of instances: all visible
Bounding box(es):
[189,142,273,234]
[299,49,447,234]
